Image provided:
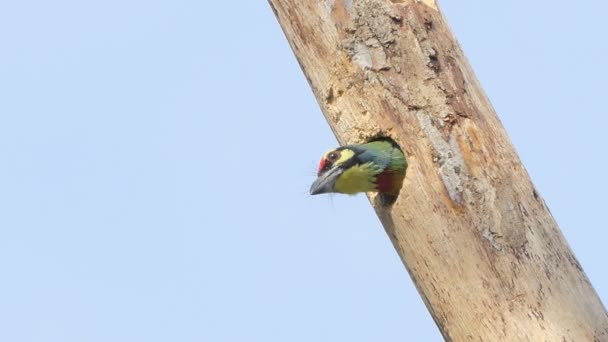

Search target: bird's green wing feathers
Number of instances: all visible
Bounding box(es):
[354,140,406,172]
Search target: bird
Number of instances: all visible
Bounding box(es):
[309,139,407,205]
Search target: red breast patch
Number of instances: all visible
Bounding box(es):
[375,170,394,193]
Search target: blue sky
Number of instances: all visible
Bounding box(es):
[0,1,606,341]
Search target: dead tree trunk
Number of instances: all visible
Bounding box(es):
[270,0,608,340]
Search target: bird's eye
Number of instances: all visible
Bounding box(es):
[317,150,341,176]
[328,151,340,161]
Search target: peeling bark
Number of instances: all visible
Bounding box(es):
[270,0,608,340]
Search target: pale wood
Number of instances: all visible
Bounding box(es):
[269,0,608,340]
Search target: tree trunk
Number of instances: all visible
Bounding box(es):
[269,0,608,340]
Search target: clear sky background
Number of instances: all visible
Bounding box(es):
[0,1,606,341]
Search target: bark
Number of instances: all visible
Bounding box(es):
[270,0,608,340]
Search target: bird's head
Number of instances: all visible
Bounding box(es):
[309,141,407,203]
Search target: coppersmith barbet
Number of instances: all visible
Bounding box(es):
[310,140,407,205]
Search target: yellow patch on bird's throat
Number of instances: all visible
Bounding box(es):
[334,162,378,195]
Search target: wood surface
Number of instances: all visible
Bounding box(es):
[270,0,608,340]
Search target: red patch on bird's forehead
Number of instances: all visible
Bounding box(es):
[317,158,327,175]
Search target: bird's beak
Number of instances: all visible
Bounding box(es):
[310,167,343,195]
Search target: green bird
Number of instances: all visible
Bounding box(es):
[310,140,407,205]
